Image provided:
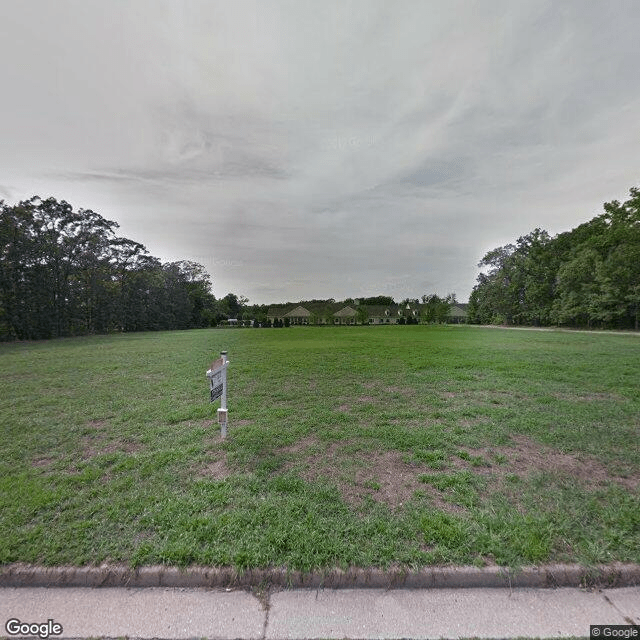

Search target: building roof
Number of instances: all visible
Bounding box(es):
[265,301,468,320]
[266,304,299,316]
[267,302,344,318]
[334,305,357,317]
[304,302,343,317]
[364,305,393,317]
[285,306,312,317]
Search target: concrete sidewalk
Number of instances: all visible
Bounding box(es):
[1,586,638,639]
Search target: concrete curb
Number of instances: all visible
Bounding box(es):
[1,563,639,590]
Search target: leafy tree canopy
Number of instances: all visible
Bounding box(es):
[469,186,640,330]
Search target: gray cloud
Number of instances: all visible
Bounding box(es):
[0,185,15,201]
[2,0,640,303]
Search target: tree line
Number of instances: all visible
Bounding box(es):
[1,195,463,340]
[468,186,640,330]
[0,196,241,340]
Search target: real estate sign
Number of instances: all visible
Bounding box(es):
[207,351,229,438]
[207,357,225,402]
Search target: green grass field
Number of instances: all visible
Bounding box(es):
[1,325,638,571]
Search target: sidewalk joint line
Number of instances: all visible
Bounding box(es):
[260,589,271,640]
[601,591,637,625]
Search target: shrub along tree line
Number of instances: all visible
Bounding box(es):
[468,186,640,329]
[0,196,237,340]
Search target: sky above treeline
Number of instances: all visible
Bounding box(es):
[2,1,639,304]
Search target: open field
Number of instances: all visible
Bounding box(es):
[1,325,638,570]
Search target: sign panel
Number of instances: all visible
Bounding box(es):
[207,356,226,403]
[210,381,223,402]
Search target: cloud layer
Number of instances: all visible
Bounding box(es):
[2,0,639,302]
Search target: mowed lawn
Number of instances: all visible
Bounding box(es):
[1,325,638,570]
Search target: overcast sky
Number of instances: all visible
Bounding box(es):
[1,1,639,304]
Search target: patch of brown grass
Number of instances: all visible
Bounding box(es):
[299,447,422,509]
[79,434,142,461]
[277,439,445,510]
[384,385,416,397]
[32,456,56,468]
[231,419,253,427]
[200,455,232,480]
[200,433,234,479]
[454,434,639,491]
[265,430,639,514]
[278,435,318,454]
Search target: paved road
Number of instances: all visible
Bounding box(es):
[1,585,639,639]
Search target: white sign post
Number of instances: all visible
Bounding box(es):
[206,350,229,438]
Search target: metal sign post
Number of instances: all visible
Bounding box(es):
[206,350,229,438]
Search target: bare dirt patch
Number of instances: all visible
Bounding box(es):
[32,456,56,468]
[270,431,639,513]
[80,435,142,461]
[278,435,319,455]
[232,419,253,427]
[302,448,421,508]
[454,434,639,491]
[280,440,448,510]
[103,441,142,455]
[200,455,232,480]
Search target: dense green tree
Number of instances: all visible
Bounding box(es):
[420,294,453,323]
[0,196,218,340]
[355,305,369,325]
[550,248,600,327]
[220,293,242,319]
[471,186,640,329]
[0,197,121,338]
